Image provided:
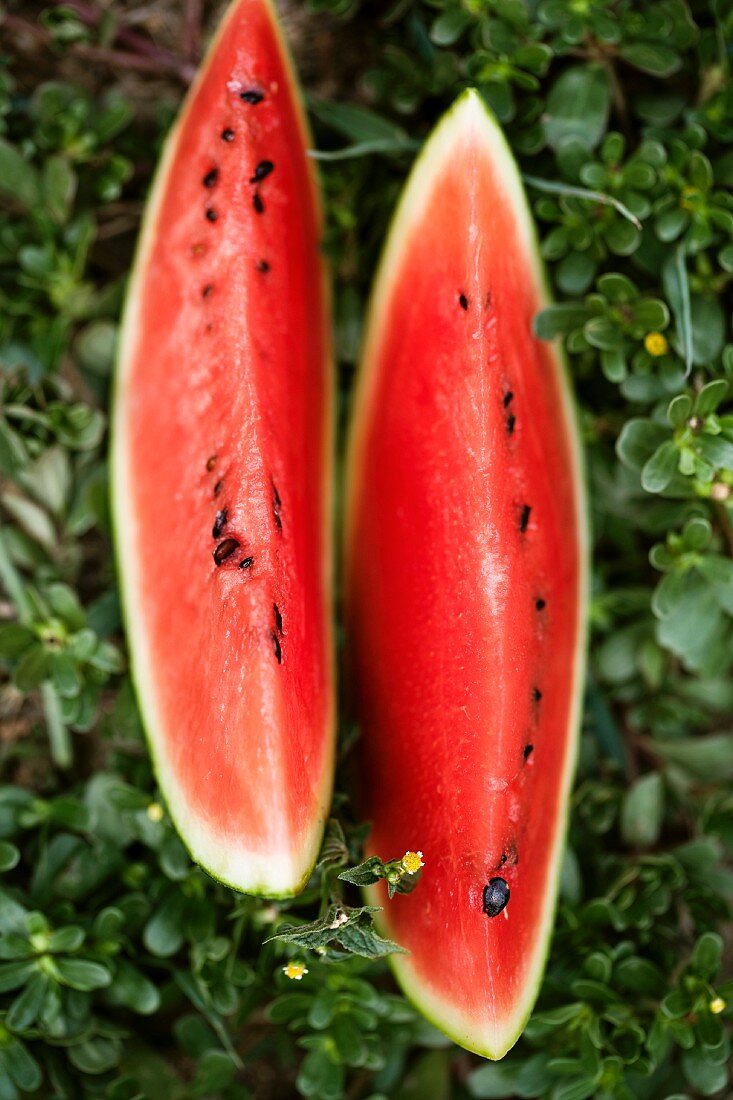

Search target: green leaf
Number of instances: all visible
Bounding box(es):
[0,139,39,208]
[619,42,682,77]
[663,247,693,374]
[54,957,111,990]
[0,961,36,993]
[692,932,723,978]
[617,419,669,470]
[641,441,679,493]
[533,304,590,340]
[695,380,728,417]
[649,734,733,780]
[43,155,76,224]
[430,9,472,45]
[543,65,611,150]
[689,295,726,366]
[681,1046,728,1096]
[335,917,406,958]
[699,556,733,614]
[525,176,641,229]
[621,772,665,847]
[3,1039,42,1092]
[0,842,19,872]
[337,856,385,886]
[309,99,408,144]
[696,434,733,470]
[6,972,50,1031]
[143,891,186,957]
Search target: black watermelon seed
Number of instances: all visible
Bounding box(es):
[203,168,218,188]
[250,159,274,183]
[205,207,218,222]
[532,686,542,703]
[503,391,514,408]
[273,603,283,634]
[221,128,235,141]
[500,853,508,865]
[239,556,254,570]
[202,283,213,298]
[535,597,546,611]
[483,878,510,918]
[240,88,264,104]
[524,743,534,760]
[459,293,468,310]
[212,509,228,538]
[506,414,516,436]
[214,479,224,497]
[253,192,265,214]
[256,259,270,273]
[206,455,217,471]
[519,504,531,533]
[213,538,239,565]
[271,630,282,663]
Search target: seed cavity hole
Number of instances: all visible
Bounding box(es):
[519,504,532,533]
[272,482,282,532]
[523,743,534,761]
[273,603,283,634]
[271,630,282,663]
[240,88,264,104]
[212,509,228,539]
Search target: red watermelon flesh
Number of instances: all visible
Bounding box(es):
[344,91,587,1057]
[113,0,334,896]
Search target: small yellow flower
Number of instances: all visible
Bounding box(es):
[710,997,726,1015]
[146,802,164,823]
[644,332,668,357]
[283,960,308,981]
[401,850,424,875]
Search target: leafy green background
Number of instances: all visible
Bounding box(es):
[1,0,732,1096]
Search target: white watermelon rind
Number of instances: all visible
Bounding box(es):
[110,0,335,900]
[349,89,590,1060]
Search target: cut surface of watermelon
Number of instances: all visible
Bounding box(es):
[344,90,587,1058]
[112,0,334,897]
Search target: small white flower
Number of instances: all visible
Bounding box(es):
[329,911,349,929]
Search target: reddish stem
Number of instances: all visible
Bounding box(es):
[181,0,203,62]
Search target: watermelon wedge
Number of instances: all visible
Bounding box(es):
[112,0,334,897]
[343,90,588,1058]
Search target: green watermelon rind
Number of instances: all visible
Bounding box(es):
[110,0,335,900]
[352,89,590,1059]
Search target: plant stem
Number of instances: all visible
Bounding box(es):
[42,682,72,770]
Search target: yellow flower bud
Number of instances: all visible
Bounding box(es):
[644,332,668,357]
